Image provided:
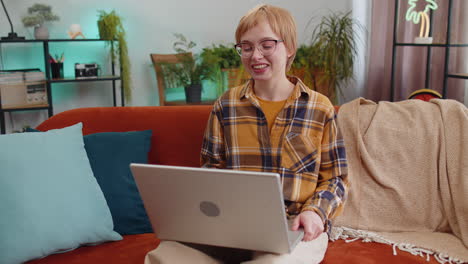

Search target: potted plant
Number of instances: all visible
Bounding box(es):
[161,34,217,103]
[289,44,314,88]
[307,11,362,104]
[22,3,59,39]
[97,10,131,102]
[201,43,247,95]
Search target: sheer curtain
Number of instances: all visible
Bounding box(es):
[365,0,467,104]
[339,0,372,104]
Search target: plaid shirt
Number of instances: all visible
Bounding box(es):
[200,77,348,230]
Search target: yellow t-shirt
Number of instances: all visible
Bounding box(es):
[254,95,287,134]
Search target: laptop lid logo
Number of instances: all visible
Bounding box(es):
[199,201,220,217]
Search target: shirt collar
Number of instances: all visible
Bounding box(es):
[239,76,311,101]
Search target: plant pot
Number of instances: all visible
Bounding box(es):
[34,25,49,39]
[288,67,306,79]
[221,68,251,89]
[288,67,316,90]
[310,68,337,104]
[184,84,202,103]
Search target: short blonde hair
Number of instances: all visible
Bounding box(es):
[235,4,297,71]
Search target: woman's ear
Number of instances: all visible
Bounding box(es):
[286,47,294,58]
[287,49,295,60]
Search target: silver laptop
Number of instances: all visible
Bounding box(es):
[130,163,304,254]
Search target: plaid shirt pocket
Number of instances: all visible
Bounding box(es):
[281,132,319,174]
[281,132,320,205]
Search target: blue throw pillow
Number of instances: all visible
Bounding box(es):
[26,127,153,235]
[0,123,122,264]
[84,130,153,234]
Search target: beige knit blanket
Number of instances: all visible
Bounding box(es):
[332,98,468,263]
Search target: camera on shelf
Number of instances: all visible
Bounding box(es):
[75,63,99,78]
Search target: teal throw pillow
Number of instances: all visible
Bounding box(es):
[84,130,153,234]
[0,123,122,264]
[26,128,154,235]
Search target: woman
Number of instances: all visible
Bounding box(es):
[146,4,348,264]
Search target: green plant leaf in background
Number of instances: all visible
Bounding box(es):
[97,10,132,102]
[307,11,364,104]
[22,3,59,27]
[159,34,218,89]
[200,43,241,95]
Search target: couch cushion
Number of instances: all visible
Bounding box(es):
[323,240,439,264]
[25,235,439,264]
[26,234,160,264]
[0,123,122,264]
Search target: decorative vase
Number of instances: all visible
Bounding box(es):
[184,84,202,103]
[68,24,85,39]
[34,25,49,39]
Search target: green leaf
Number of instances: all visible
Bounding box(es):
[160,34,218,89]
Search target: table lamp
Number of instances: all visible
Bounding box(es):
[405,0,438,44]
[1,0,25,40]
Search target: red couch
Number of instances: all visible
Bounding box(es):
[27,105,438,264]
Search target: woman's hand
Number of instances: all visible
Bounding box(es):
[291,211,324,241]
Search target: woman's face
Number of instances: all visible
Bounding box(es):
[238,21,292,82]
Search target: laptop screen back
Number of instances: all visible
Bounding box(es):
[130,164,294,253]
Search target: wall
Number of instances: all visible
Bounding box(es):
[0,0,352,132]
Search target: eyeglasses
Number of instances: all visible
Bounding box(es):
[234,39,284,58]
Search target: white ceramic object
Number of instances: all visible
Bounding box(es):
[34,25,49,39]
[68,24,85,39]
[69,24,82,34]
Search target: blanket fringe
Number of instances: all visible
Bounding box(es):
[330,227,466,264]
